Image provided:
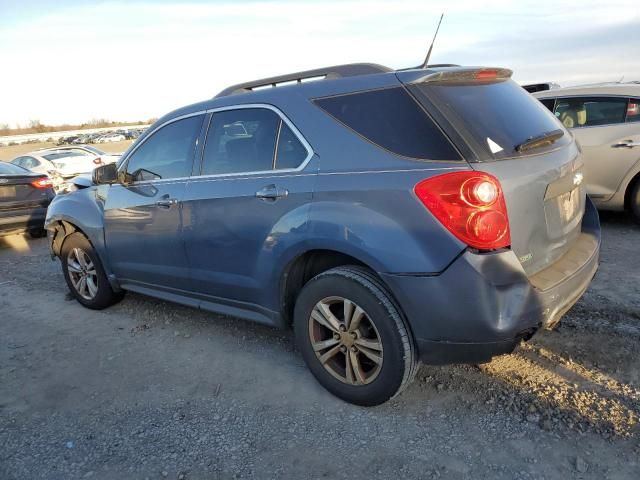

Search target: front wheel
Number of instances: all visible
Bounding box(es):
[61,232,124,309]
[294,266,417,406]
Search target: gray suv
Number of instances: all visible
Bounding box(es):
[46,63,600,405]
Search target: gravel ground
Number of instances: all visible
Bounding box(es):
[1,211,639,479]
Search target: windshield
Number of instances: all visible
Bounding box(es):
[411,79,571,160]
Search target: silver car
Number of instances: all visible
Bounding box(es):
[534,83,640,222]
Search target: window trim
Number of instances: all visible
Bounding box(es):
[194,104,314,179]
[117,104,314,185]
[541,94,634,129]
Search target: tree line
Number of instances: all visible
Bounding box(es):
[0,118,157,136]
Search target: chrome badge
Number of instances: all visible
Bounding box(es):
[573,172,584,186]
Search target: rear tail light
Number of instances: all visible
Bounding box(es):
[93,157,103,165]
[414,171,511,250]
[628,101,639,117]
[31,177,54,189]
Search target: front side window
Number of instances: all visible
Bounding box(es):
[125,115,204,181]
[553,97,627,128]
[201,108,306,175]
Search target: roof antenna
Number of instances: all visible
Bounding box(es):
[421,13,444,69]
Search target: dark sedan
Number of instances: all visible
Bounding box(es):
[0,162,55,237]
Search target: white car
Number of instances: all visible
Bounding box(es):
[95,133,126,143]
[11,146,120,192]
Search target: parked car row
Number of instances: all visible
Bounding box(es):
[9,145,121,193]
[57,128,144,145]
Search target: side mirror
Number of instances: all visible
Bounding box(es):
[92,163,118,185]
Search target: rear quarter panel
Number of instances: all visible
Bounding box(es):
[310,168,469,274]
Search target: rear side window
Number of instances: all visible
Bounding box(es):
[553,97,627,128]
[276,123,308,169]
[200,108,309,175]
[314,87,461,160]
[0,162,29,174]
[412,80,571,160]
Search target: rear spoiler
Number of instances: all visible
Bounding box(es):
[398,67,513,85]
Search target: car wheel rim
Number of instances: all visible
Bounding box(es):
[308,296,383,386]
[67,247,98,300]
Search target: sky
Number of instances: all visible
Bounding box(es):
[1,0,639,127]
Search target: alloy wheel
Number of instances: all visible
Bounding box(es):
[308,296,383,385]
[67,247,98,300]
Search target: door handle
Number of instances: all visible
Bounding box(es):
[613,140,640,148]
[256,184,289,201]
[156,198,178,208]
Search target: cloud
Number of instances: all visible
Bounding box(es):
[0,0,638,125]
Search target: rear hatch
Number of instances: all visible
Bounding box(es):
[400,68,584,276]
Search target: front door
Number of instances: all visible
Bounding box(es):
[181,106,315,310]
[104,114,205,290]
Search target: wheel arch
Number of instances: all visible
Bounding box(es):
[278,248,411,331]
[624,169,640,211]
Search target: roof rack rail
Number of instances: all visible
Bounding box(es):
[215,63,392,98]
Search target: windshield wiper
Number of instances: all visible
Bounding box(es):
[516,129,564,153]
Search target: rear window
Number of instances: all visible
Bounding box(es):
[314,87,461,160]
[43,152,84,161]
[412,80,571,160]
[0,162,29,174]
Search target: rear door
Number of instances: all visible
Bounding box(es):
[552,96,640,200]
[104,114,205,290]
[404,72,583,275]
[182,106,314,308]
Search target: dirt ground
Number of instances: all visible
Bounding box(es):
[0,140,134,160]
[1,212,639,479]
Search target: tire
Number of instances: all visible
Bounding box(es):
[294,265,417,406]
[28,228,47,238]
[630,180,640,225]
[60,232,124,309]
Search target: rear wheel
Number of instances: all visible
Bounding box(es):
[630,180,640,225]
[294,266,417,406]
[61,232,124,309]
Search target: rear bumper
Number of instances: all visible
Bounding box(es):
[381,196,601,365]
[0,208,48,236]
